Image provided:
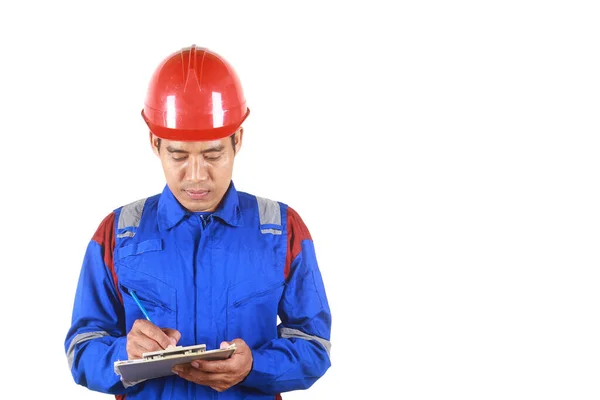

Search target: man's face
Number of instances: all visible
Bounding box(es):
[150,129,243,212]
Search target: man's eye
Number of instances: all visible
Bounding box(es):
[205,155,222,161]
[172,156,187,161]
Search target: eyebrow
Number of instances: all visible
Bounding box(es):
[166,145,224,154]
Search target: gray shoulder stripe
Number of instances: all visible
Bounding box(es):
[67,331,109,370]
[118,198,147,229]
[256,196,282,234]
[279,327,331,356]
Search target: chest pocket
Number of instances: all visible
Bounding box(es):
[226,277,285,347]
[115,240,178,332]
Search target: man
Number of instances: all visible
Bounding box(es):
[64,45,332,399]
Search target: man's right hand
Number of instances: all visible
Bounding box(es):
[126,319,181,359]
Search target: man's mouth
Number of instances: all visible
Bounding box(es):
[184,189,210,200]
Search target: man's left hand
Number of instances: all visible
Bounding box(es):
[172,338,253,392]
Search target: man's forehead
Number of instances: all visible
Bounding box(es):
[164,137,226,150]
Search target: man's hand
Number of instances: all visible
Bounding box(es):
[126,319,181,359]
[172,338,253,392]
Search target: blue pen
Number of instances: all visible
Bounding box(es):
[130,290,153,323]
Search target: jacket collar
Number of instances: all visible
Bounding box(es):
[157,181,243,231]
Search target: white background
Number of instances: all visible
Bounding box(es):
[1,0,599,399]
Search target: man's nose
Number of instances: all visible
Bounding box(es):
[188,156,209,182]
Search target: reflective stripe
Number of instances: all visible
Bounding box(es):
[256,196,282,235]
[67,331,109,369]
[279,327,331,356]
[260,228,281,235]
[117,198,147,238]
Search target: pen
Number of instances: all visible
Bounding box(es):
[130,290,153,323]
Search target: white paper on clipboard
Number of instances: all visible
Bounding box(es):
[114,343,237,383]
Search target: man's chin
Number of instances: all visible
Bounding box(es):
[183,199,217,213]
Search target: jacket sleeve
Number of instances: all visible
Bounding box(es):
[64,212,140,395]
[239,206,332,394]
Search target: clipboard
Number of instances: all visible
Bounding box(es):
[114,343,237,382]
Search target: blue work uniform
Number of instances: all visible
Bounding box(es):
[65,182,332,399]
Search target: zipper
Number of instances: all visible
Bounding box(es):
[232,281,285,308]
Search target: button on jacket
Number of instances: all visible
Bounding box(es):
[65,182,332,399]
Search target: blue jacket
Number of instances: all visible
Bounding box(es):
[65,183,332,399]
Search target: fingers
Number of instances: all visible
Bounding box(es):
[137,320,175,350]
[126,333,162,359]
[172,365,230,391]
[162,328,181,346]
[191,345,235,372]
[127,338,157,359]
[126,319,177,359]
[192,358,230,373]
[230,338,248,350]
[191,338,250,373]
[172,338,253,391]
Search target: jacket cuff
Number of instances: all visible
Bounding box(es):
[238,350,274,390]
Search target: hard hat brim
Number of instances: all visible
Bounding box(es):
[141,108,250,142]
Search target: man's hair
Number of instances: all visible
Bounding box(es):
[156,133,237,154]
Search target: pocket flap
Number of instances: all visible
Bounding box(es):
[116,239,163,261]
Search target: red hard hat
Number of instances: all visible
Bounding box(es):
[141,45,250,141]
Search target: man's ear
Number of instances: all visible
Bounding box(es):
[149,132,160,157]
[234,127,244,154]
